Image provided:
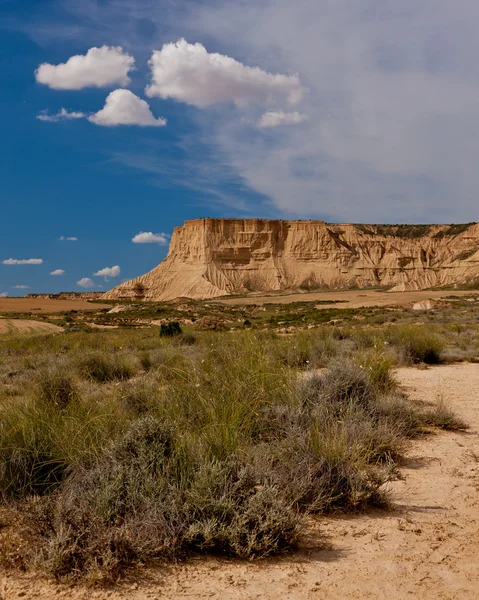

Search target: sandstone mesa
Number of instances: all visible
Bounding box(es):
[103,219,479,301]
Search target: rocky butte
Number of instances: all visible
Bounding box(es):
[103,219,479,301]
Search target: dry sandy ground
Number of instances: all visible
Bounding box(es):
[0,298,110,314]
[0,319,63,335]
[219,289,476,308]
[1,364,478,600]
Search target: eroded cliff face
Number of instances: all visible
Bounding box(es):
[102,219,479,301]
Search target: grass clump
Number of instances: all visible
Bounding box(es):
[79,353,134,383]
[384,325,445,364]
[36,368,78,410]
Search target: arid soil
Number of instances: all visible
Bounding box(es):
[0,298,110,314]
[2,364,478,599]
[220,289,474,308]
[0,319,63,334]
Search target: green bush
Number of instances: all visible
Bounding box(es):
[160,321,182,337]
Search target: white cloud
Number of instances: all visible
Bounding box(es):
[88,89,167,127]
[132,231,169,244]
[12,285,30,289]
[35,46,135,90]
[58,236,78,241]
[93,265,121,278]
[0,292,8,298]
[258,110,307,128]
[50,269,65,276]
[77,277,95,288]
[3,258,43,265]
[145,39,304,108]
[37,108,85,122]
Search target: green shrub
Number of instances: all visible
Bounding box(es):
[160,321,182,337]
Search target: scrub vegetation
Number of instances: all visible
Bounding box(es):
[0,309,471,582]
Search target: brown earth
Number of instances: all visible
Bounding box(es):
[0,319,63,334]
[104,219,479,301]
[0,298,110,314]
[2,363,478,599]
[219,289,476,308]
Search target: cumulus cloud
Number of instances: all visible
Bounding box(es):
[35,46,135,90]
[145,39,304,108]
[77,277,95,288]
[12,285,30,289]
[88,89,166,127]
[37,109,85,122]
[132,231,169,244]
[50,269,65,275]
[93,265,121,278]
[58,236,78,241]
[3,258,43,265]
[258,110,307,128]
[0,292,8,298]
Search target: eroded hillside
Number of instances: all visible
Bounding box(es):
[103,219,479,301]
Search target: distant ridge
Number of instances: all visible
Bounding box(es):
[103,219,479,301]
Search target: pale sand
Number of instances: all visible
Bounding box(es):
[2,364,479,599]
[0,298,110,314]
[219,289,477,308]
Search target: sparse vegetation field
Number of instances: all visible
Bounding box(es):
[1,294,475,583]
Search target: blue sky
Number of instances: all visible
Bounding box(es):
[1,0,479,295]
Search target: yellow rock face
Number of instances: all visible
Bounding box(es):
[102,219,479,301]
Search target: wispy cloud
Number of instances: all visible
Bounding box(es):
[3,258,43,265]
[258,111,307,128]
[37,109,85,122]
[58,235,78,241]
[50,269,65,275]
[12,285,30,289]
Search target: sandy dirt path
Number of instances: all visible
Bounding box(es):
[219,289,476,308]
[2,364,478,599]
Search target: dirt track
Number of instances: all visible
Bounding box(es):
[2,364,479,599]
[219,289,475,308]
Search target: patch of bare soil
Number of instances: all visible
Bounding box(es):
[0,298,110,314]
[2,364,478,599]
[0,320,63,334]
[219,289,476,308]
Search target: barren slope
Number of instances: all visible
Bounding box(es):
[103,219,479,301]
